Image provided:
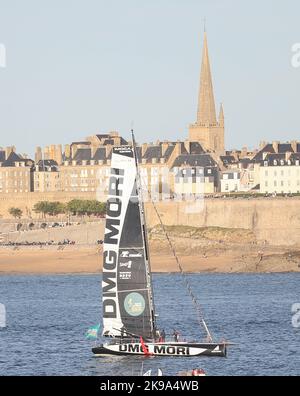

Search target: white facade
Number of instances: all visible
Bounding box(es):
[220,171,241,193]
[260,160,300,194]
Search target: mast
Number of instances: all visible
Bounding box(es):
[131,130,156,338]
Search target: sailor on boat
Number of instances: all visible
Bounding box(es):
[172,330,180,343]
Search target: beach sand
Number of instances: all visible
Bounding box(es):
[0,245,299,274]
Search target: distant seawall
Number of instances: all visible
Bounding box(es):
[0,193,300,246]
[145,198,300,247]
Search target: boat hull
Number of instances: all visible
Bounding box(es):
[92,342,227,357]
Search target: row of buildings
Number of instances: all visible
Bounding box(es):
[1,32,299,198]
[1,137,300,197]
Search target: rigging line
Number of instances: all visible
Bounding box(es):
[137,170,213,342]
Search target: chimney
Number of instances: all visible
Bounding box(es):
[50,145,56,160]
[5,146,15,159]
[285,152,292,162]
[272,141,279,153]
[105,145,112,159]
[71,144,78,159]
[91,145,98,159]
[142,143,148,157]
[161,142,169,157]
[44,146,50,160]
[260,141,267,150]
[241,146,248,158]
[35,146,42,163]
[64,144,71,159]
[55,145,62,165]
[291,140,298,153]
[175,141,182,157]
[109,131,119,138]
[184,140,190,154]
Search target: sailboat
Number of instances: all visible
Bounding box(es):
[92,132,228,358]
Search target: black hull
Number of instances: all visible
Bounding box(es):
[92,342,227,358]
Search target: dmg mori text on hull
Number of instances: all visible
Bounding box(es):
[92,342,227,357]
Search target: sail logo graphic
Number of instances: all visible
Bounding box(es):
[124,293,145,316]
[292,303,300,328]
[120,251,142,258]
[0,303,6,328]
[119,260,132,269]
[120,272,131,280]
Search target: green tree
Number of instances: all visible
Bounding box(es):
[8,207,23,219]
[33,201,49,217]
[33,201,66,217]
[66,200,106,217]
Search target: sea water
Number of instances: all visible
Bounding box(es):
[0,273,299,376]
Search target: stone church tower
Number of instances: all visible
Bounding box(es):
[189,32,225,154]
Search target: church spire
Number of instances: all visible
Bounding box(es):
[218,103,224,127]
[197,32,217,125]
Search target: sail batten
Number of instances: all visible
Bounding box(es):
[102,146,156,340]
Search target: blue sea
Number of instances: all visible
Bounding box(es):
[0,273,299,376]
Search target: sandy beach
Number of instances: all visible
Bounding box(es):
[1,222,300,274]
[0,244,299,274]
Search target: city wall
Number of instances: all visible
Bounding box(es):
[145,198,300,246]
[0,193,300,246]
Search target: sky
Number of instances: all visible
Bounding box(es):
[0,0,300,156]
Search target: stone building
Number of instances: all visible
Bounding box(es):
[189,32,225,154]
[34,160,61,192]
[0,150,34,194]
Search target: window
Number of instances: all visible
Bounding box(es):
[281,170,284,177]
[265,181,268,187]
[274,181,277,187]
[281,181,284,187]
[225,184,229,191]
[265,170,268,177]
